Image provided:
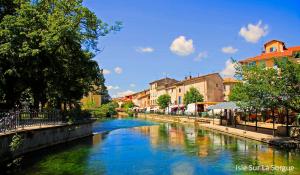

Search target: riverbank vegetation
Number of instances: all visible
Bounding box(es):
[0,0,121,112]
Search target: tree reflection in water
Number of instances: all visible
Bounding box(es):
[132,123,300,174]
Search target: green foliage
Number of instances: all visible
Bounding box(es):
[183,87,204,106]
[157,94,171,110]
[92,101,118,118]
[0,0,121,109]
[120,101,135,116]
[122,101,134,109]
[10,133,23,152]
[83,100,96,109]
[230,58,300,113]
[63,107,92,124]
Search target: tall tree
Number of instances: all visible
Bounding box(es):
[0,0,121,109]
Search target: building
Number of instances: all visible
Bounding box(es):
[240,40,300,67]
[136,89,150,109]
[129,89,150,109]
[175,73,224,104]
[80,92,102,109]
[223,78,239,101]
[147,73,224,112]
[112,95,133,108]
[149,78,179,107]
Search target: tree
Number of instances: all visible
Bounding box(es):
[157,94,171,112]
[183,87,204,106]
[122,101,134,109]
[0,0,121,109]
[230,59,299,135]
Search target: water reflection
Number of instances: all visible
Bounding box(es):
[132,123,300,174]
[8,119,300,175]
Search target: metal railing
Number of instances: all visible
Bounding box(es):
[0,110,63,133]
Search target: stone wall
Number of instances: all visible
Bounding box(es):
[0,122,93,163]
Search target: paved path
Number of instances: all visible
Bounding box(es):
[197,123,275,143]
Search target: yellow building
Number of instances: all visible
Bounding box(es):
[147,73,224,111]
[149,78,179,107]
[223,77,239,101]
[240,40,300,66]
[80,92,102,109]
[174,73,224,105]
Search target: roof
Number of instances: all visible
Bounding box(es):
[264,40,285,47]
[207,102,239,110]
[176,73,222,85]
[240,46,300,63]
[149,77,178,85]
[223,77,239,83]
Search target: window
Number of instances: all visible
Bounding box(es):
[178,96,182,104]
[179,88,181,93]
[216,84,218,87]
[248,61,256,67]
[270,46,277,52]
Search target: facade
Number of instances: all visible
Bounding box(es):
[129,89,150,109]
[223,78,239,101]
[147,73,224,111]
[112,95,133,108]
[240,40,300,67]
[80,92,102,108]
[149,78,179,107]
[173,73,224,105]
[136,89,150,109]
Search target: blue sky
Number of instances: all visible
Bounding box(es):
[83,0,300,97]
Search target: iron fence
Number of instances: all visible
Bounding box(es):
[0,110,63,133]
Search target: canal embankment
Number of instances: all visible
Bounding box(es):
[0,121,93,163]
[137,113,300,149]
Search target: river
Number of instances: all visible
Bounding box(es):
[6,118,300,175]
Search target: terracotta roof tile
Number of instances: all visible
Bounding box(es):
[240,46,300,63]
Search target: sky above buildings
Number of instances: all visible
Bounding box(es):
[83,0,300,98]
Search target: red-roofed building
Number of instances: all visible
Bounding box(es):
[239,40,300,67]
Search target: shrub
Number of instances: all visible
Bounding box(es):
[92,101,118,118]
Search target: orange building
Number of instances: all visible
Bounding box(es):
[240,40,300,67]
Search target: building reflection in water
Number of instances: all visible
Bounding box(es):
[130,123,300,173]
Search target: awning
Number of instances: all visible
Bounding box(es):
[206,102,239,110]
[169,104,185,108]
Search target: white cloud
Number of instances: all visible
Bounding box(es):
[116,90,135,97]
[194,51,208,62]
[222,46,238,54]
[114,67,123,74]
[107,85,119,90]
[130,83,136,87]
[136,47,154,53]
[170,36,195,56]
[221,59,236,77]
[239,20,268,43]
[102,69,111,75]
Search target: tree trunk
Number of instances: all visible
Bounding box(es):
[255,109,258,131]
[272,108,275,136]
[286,107,289,137]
